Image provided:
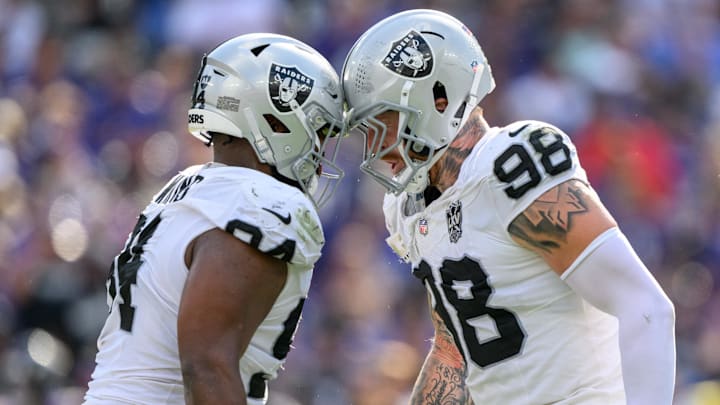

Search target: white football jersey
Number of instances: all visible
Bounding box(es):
[384,121,626,404]
[84,163,324,405]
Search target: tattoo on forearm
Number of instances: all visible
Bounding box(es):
[410,310,473,404]
[508,180,589,253]
[410,360,471,405]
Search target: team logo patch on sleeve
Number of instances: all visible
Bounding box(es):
[446,200,463,243]
[382,30,434,78]
[269,64,314,113]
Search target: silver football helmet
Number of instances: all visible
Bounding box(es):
[188,33,345,208]
[342,9,495,194]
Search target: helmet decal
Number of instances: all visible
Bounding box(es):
[216,96,240,112]
[269,64,315,113]
[382,30,434,78]
[191,55,209,108]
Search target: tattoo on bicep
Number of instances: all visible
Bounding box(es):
[508,180,589,253]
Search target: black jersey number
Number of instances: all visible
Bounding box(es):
[225,218,302,360]
[107,213,162,332]
[493,128,572,199]
[414,257,525,368]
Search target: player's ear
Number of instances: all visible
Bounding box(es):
[434,97,448,113]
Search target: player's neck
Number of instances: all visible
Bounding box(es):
[430,108,489,193]
[213,136,273,176]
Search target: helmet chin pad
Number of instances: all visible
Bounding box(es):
[400,165,429,194]
[396,141,448,194]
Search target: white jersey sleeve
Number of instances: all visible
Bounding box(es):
[175,166,324,267]
[473,120,588,229]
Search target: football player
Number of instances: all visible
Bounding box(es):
[83,33,344,405]
[342,9,676,404]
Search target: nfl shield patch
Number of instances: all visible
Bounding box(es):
[446,201,463,243]
[418,218,428,235]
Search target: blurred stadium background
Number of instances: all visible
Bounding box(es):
[0,0,719,404]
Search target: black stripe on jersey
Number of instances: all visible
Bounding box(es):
[413,261,468,362]
[273,298,305,360]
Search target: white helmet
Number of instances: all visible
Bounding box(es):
[342,9,495,194]
[188,33,345,208]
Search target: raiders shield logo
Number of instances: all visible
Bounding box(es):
[382,30,434,78]
[446,200,462,243]
[268,64,314,113]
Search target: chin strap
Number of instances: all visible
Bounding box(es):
[243,107,273,164]
[404,166,429,194]
[460,59,496,130]
[459,63,485,129]
[398,143,448,194]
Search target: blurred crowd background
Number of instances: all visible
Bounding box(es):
[0,0,719,404]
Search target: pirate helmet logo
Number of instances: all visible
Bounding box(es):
[382,30,434,78]
[268,63,315,113]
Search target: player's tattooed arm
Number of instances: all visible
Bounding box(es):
[508,179,618,273]
[410,306,474,405]
[508,179,588,252]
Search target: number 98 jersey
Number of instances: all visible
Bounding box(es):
[383,121,626,404]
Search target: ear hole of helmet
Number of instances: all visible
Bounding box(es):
[432,81,448,113]
[263,114,290,133]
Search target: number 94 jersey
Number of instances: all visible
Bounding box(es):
[384,121,625,404]
[85,164,323,405]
